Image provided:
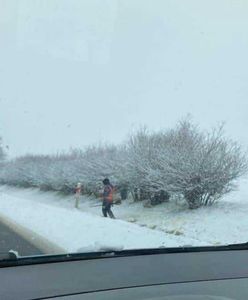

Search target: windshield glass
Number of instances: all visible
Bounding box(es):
[0,0,248,257]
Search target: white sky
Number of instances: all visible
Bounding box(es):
[0,0,248,157]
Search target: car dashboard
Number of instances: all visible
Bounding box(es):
[0,246,248,299]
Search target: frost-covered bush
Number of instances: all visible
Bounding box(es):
[127,121,248,208]
[0,155,54,188]
[126,128,168,200]
[0,120,247,208]
[162,121,247,208]
[0,145,128,195]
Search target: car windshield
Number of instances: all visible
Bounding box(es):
[0,0,248,258]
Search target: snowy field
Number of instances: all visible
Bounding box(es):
[0,179,248,253]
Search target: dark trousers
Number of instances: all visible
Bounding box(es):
[102,200,115,218]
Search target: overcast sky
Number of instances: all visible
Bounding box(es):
[0,0,248,157]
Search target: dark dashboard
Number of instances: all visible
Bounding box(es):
[0,246,248,299]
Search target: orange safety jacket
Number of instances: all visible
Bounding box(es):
[75,187,81,194]
[103,185,114,203]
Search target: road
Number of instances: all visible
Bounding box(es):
[0,220,43,256]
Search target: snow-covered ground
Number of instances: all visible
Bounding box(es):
[0,179,248,253]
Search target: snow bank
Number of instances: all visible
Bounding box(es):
[1,178,248,253]
[0,188,203,253]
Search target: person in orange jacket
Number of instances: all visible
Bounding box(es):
[74,182,82,209]
[101,178,115,218]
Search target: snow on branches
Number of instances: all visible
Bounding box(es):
[126,120,247,208]
[0,120,247,209]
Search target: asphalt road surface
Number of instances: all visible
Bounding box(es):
[0,220,43,256]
